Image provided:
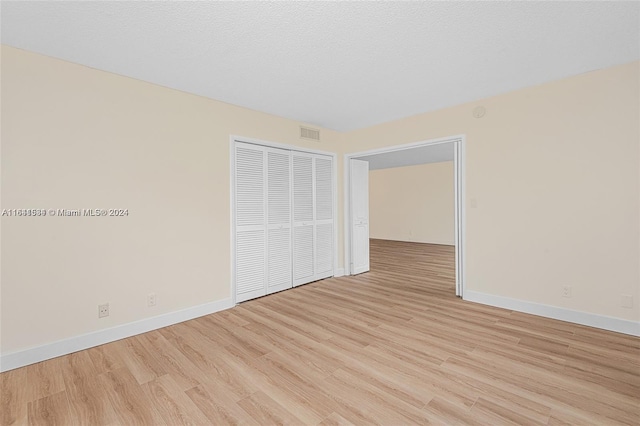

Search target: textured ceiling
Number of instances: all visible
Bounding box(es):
[358,144,454,171]
[2,2,638,131]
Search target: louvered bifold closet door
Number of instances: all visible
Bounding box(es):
[314,156,334,280]
[292,153,315,286]
[235,143,267,302]
[266,148,292,294]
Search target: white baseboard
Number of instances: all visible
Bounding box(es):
[464,290,640,337]
[0,297,234,372]
[334,268,345,278]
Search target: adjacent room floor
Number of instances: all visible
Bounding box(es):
[2,239,639,425]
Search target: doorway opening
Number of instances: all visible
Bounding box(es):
[343,135,466,297]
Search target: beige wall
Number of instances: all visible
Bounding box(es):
[0,46,341,355]
[369,162,454,245]
[343,61,639,322]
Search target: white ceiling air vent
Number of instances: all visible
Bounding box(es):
[300,126,320,141]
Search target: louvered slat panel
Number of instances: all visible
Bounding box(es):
[315,223,333,275]
[268,227,291,291]
[293,155,313,222]
[236,230,265,295]
[236,146,264,227]
[294,225,314,281]
[268,150,290,225]
[267,148,292,293]
[315,157,333,221]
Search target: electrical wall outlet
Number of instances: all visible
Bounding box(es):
[562,286,572,298]
[621,294,633,309]
[98,303,109,318]
[147,293,157,307]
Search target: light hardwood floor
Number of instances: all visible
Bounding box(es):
[2,239,639,425]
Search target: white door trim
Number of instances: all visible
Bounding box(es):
[230,135,338,305]
[343,134,466,298]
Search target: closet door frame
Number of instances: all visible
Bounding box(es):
[230,135,338,305]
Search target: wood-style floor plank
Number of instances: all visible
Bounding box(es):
[141,374,210,425]
[60,351,119,426]
[98,367,158,425]
[0,367,29,425]
[26,391,73,426]
[1,239,639,425]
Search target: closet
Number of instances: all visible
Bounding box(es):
[234,141,334,303]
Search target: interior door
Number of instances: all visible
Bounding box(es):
[292,153,315,286]
[350,158,370,275]
[235,143,267,302]
[266,148,292,294]
[314,156,334,280]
